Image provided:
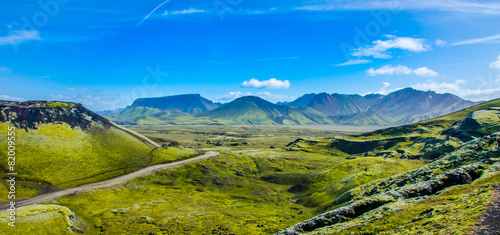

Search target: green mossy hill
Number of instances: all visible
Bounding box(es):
[0,121,197,193]
[0,205,87,234]
[0,101,199,199]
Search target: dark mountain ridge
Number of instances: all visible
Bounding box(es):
[131,94,220,114]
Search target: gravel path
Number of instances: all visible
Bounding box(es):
[473,184,500,235]
[0,151,219,210]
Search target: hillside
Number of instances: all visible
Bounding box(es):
[0,101,198,202]
[197,96,334,125]
[277,99,500,234]
[131,94,220,114]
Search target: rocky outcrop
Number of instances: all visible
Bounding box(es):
[442,108,500,141]
[0,101,112,130]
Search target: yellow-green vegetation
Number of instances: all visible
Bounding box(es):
[290,157,426,210]
[0,184,39,202]
[0,121,198,193]
[0,205,86,234]
[125,125,364,150]
[43,102,76,108]
[55,150,348,234]
[308,172,500,234]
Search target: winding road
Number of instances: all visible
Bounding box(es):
[0,151,219,210]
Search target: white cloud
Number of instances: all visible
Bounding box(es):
[0,30,41,46]
[0,95,25,101]
[216,91,252,101]
[412,79,500,101]
[163,8,207,15]
[365,82,401,96]
[216,91,292,102]
[436,39,447,46]
[414,67,439,77]
[367,65,413,76]
[294,1,500,14]
[0,66,12,73]
[367,65,438,77]
[241,78,291,89]
[490,55,500,70]
[451,33,500,46]
[334,59,372,66]
[352,36,431,59]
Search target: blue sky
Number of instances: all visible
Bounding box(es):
[1,0,500,111]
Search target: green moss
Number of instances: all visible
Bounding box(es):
[43,102,75,108]
[309,173,500,234]
[290,157,426,210]
[53,151,347,234]
[0,205,86,234]
[0,122,197,189]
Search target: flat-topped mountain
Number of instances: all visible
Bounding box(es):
[131,94,220,114]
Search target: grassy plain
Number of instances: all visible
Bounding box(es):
[45,125,427,234]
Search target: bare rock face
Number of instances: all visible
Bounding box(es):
[0,101,112,130]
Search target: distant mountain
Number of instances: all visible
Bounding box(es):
[131,94,220,114]
[95,108,125,116]
[197,96,333,125]
[288,88,476,125]
[111,89,478,126]
[367,88,475,125]
[288,93,317,107]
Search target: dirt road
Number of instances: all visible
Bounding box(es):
[0,151,219,210]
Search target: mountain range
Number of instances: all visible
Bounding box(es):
[109,88,477,126]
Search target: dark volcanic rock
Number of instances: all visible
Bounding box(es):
[0,101,112,130]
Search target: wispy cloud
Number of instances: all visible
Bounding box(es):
[0,30,41,46]
[412,79,500,101]
[451,33,500,46]
[372,82,401,95]
[294,0,500,14]
[335,59,372,66]
[0,66,12,73]
[137,0,171,26]
[352,36,431,59]
[0,95,25,101]
[241,78,291,89]
[216,91,292,102]
[436,39,447,46]
[163,8,207,15]
[255,57,299,61]
[490,55,500,70]
[367,65,438,77]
